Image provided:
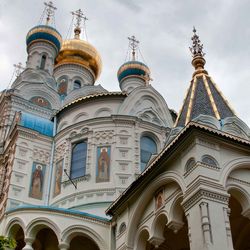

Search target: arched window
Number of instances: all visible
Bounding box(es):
[119,223,126,235]
[185,157,196,172]
[73,80,81,90]
[202,155,218,167]
[70,141,87,179]
[140,136,157,172]
[40,55,46,70]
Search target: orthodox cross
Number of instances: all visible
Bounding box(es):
[44,1,57,25]
[71,9,88,39]
[71,9,88,29]
[128,35,139,60]
[189,27,205,58]
[13,62,25,77]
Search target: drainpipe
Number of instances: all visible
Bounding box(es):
[45,115,57,206]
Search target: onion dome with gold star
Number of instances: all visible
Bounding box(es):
[117,36,151,86]
[26,2,62,53]
[55,9,102,81]
[175,28,235,127]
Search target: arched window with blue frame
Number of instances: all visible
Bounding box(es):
[70,141,87,179]
[140,136,157,172]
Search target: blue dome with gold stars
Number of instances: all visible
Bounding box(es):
[117,60,150,83]
[26,25,62,53]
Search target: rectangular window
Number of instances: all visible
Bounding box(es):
[70,141,87,179]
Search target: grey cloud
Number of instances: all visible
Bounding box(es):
[1,1,250,125]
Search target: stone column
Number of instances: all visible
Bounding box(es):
[22,237,34,250]
[58,242,70,250]
[182,189,234,250]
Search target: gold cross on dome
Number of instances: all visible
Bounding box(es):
[128,35,139,60]
[71,9,88,29]
[44,1,57,25]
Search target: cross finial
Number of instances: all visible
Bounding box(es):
[189,26,205,58]
[71,9,88,39]
[44,1,57,25]
[13,62,25,77]
[128,35,139,61]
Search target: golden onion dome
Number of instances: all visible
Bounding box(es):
[55,38,102,80]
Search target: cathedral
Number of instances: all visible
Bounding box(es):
[0,2,250,250]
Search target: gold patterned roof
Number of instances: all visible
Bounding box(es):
[55,39,102,80]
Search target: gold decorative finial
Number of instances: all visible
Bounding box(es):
[13,62,25,77]
[71,9,88,39]
[190,27,207,76]
[190,27,205,58]
[44,1,57,25]
[128,35,139,61]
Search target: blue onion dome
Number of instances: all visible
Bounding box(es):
[117,60,150,83]
[26,25,62,53]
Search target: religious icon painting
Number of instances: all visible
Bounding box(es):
[96,146,111,183]
[155,189,164,210]
[29,162,46,200]
[53,159,64,197]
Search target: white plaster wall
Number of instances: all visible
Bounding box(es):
[51,113,167,218]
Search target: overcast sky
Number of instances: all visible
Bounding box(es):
[1,0,250,125]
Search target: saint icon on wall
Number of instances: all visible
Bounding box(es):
[96,146,111,182]
[53,159,63,197]
[29,162,46,200]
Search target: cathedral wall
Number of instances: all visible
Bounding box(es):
[6,128,53,211]
[51,104,168,217]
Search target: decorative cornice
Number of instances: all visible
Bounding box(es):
[56,115,167,142]
[11,95,54,118]
[184,161,220,177]
[17,126,53,143]
[227,176,250,187]
[51,188,117,206]
[5,206,110,225]
[182,189,229,211]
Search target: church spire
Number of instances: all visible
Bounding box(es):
[175,28,235,127]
